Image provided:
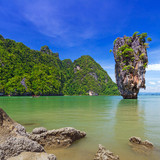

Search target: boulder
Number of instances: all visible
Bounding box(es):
[0,136,44,160]
[0,108,86,159]
[29,127,86,149]
[32,127,47,134]
[8,152,56,160]
[0,108,45,160]
[94,144,119,160]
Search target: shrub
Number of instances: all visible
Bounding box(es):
[147,37,152,42]
[133,31,139,37]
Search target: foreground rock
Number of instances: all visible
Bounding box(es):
[29,127,86,149]
[113,32,151,99]
[8,152,56,160]
[0,108,86,159]
[129,136,154,154]
[94,144,119,160]
[0,108,45,160]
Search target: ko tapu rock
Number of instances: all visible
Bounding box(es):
[112,32,152,99]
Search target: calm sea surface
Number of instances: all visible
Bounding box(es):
[0,95,160,160]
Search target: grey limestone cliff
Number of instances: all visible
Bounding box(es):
[113,32,151,99]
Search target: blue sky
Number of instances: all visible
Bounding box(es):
[0,0,160,92]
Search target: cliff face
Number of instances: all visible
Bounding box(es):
[113,33,150,99]
[62,55,119,95]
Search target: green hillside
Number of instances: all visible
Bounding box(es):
[0,35,119,96]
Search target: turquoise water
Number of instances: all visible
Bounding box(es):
[0,96,160,160]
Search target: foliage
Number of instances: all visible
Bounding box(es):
[139,33,148,43]
[132,31,139,37]
[40,45,52,55]
[0,34,119,96]
[62,56,119,95]
[109,49,113,53]
[114,32,151,71]
[113,39,117,45]
[139,53,145,60]
[122,65,134,71]
[147,37,152,42]
[143,62,148,68]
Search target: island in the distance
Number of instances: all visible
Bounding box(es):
[0,34,119,96]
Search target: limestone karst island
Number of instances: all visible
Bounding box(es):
[0,1,160,160]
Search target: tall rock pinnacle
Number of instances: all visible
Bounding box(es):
[112,32,151,99]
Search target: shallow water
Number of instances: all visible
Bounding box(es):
[0,95,160,160]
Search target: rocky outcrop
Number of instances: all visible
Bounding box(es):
[129,136,153,148]
[74,65,81,73]
[89,72,98,81]
[129,136,154,154]
[88,90,98,96]
[20,78,27,90]
[8,152,56,160]
[94,144,119,160]
[0,108,86,160]
[0,108,45,160]
[113,33,151,99]
[40,45,52,55]
[0,136,44,160]
[29,127,86,149]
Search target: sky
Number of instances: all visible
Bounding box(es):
[0,0,160,92]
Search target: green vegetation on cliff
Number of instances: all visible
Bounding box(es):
[114,32,151,71]
[63,56,119,95]
[0,35,119,96]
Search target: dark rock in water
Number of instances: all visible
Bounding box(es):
[94,144,119,160]
[113,33,151,99]
[129,136,153,148]
[129,136,154,155]
[29,127,86,149]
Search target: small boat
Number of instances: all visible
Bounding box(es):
[32,95,40,98]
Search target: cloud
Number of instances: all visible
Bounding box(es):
[140,86,160,93]
[149,81,156,85]
[158,81,160,83]
[147,64,160,71]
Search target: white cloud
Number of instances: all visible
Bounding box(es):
[158,81,160,83]
[140,86,160,93]
[147,64,160,71]
[149,81,156,85]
